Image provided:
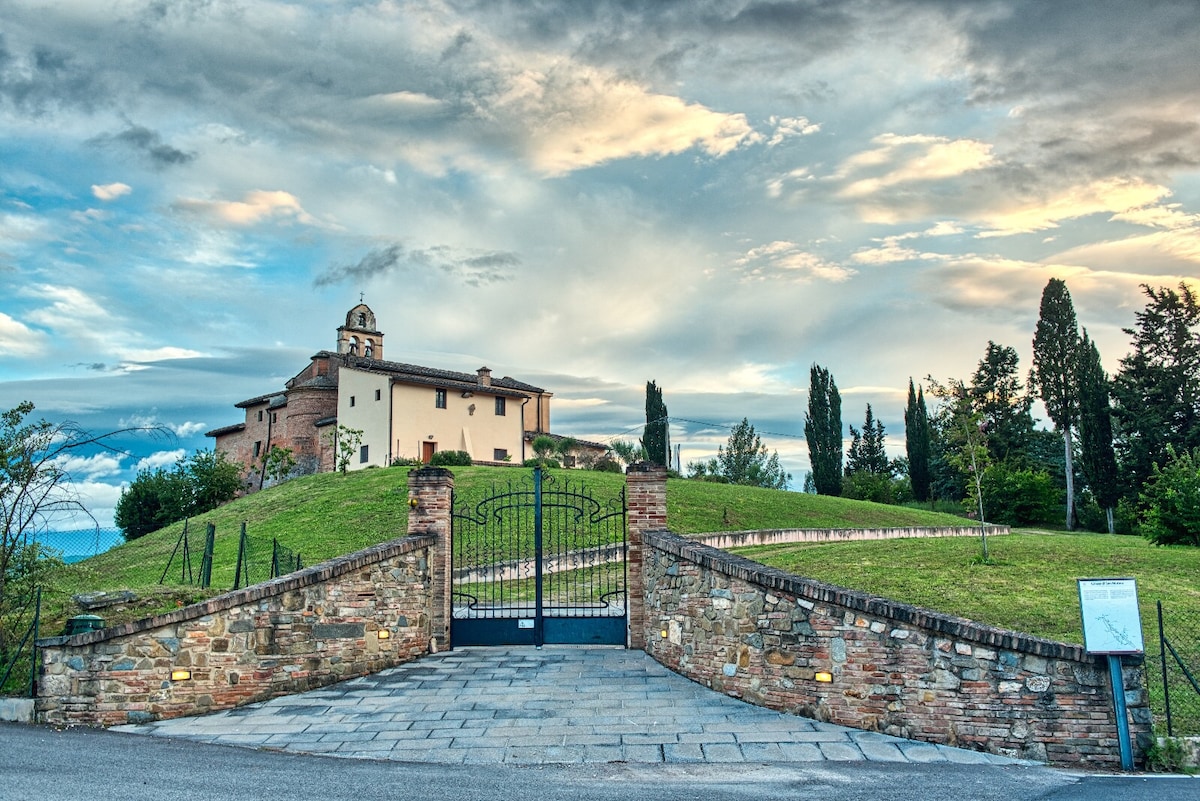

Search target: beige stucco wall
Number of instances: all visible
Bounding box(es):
[390,382,525,463]
[337,368,392,469]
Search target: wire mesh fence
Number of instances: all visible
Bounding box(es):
[161,520,302,591]
[1149,600,1200,737]
[0,586,41,697]
[31,528,124,563]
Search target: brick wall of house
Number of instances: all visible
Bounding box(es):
[640,530,1151,768]
[36,535,436,726]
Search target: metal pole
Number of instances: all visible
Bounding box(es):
[29,586,41,698]
[1107,655,1134,771]
[1158,600,1172,737]
[233,522,247,590]
[533,467,544,648]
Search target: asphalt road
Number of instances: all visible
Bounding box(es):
[3,723,1197,801]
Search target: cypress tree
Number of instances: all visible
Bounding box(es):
[805,364,842,495]
[1031,278,1081,530]
[1077,330,1120,533]
[905,379,932,503]
[643,380,670,467]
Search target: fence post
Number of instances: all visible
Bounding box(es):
[200,522,216,589]
[1158,600,1173,737]
[625,461,667,651]
[408,467,454,652]
[29,586,40,699]
[233,522,247,590]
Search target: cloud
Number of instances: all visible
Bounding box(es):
[92,125,196,168]
[836,134,996,200]
[734,241,856,283]
[53,452,123,480]
[91,182,131,201]
[977,177,1172,237]
[174,190,317,227]
[0,311,47,356]
[766,116,821,147]
[135,449,186,472]
[314,243,519,288]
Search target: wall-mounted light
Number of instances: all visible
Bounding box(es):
[377,629,391,640]
[660,629,668,638]
[170,669,192,682]
[408,492,419,509]
[814,671,833,683]
[461,391,474,398]
[427,434,435,440]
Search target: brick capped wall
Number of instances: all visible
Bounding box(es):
[641,530,1151,769]
[36,535,436,727]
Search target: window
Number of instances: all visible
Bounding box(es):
[360,445,369,464]
[375,389,381,401]
[272,413,277,423]
[257,410,263,422]
[495,396,506,416]
[348,336,359,355]
[364,339,374,358]
[358,312,366,327]
[435,389,447,409]
[253,441,262,458]
[350,396,356,407]
[493,448,508,461]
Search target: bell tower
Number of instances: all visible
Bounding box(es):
[336,303,384,360]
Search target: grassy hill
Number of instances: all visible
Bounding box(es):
[33,465,966,627]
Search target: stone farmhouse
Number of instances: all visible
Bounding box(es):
[206,303,602,485]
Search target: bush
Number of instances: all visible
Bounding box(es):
[390,456,422,467]
[842,473,901,505]
[1138,447,1200,546]
[591,458,624,473]
[523,457,560,468]
[977,463,1061,526]
[115,449,244,540]
[429,450,473,467]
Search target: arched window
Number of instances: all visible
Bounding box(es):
[364,338,374,358]
[349,336,359,355]
[358,312,367,327]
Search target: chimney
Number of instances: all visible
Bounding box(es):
[476,367,492,387]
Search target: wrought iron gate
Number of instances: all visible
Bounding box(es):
[451,469,627,647]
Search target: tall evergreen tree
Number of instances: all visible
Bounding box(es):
[1030,278,1081,530]
[905,379,932,503]
[643,380,670,467]
[716,418,790,489]
[1112,283,1200,493]
[970,341,1035,463]
[1077,330,1120,533]
[846,404,889,475]
[805,364,842,495]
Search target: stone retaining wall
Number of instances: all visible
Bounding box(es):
[36,535,436,726]
[641,529,1150,769]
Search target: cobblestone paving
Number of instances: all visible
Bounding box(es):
[113,646,1028,766]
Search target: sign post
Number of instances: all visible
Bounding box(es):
[1078,578,1144,771]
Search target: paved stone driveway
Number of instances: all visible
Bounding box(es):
[114,646,1027,766]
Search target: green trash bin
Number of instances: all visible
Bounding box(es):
[64,615,105,635]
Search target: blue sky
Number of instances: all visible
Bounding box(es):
[2,0,1198,527]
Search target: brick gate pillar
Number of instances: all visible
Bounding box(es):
[625,461,667,650]
[407,467,454,652]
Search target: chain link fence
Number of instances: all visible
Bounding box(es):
[1149,600,1200,737]
[32,528,124,563]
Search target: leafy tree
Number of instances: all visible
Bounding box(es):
[114,466,191,540]
[805,364,842,496]
[1137,447,1200,546]
[553,436,579,467]
[261,445,297,486]
[1112,283,1200,494]
[327,425,364,473]
[609,439,647,467]
[1076,330,1121,533]
[643,380,670,467]
[1030,278,1081,530]
[2,402,163,614]
[904,379,933,503]
[185,449,244,512]
[846,404,890,476]
[715,418,790,489]
[979,464,1061,526]
[970,341,1035,463]
[945,390,993,562]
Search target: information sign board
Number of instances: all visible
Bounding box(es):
[1077,578,1144,655]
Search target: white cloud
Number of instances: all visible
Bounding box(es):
[135,449,186,472]
[0,312,47,356]
[735,241,856,283]
[977,178,1171,237]
[767,116,821,147]
[53,452,124,479]
[174,190,317,227]
[170,421,208,437]
[837,134,996,200]
[92,182,132,201]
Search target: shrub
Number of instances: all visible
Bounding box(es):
[977,463,1061,526]
[523,457,560,468]
[591,458,624,473]
[842,473,898,505]
[429,450,473,467]
[1138,447,1200,546]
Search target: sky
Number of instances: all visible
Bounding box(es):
[2,0,1199,529]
